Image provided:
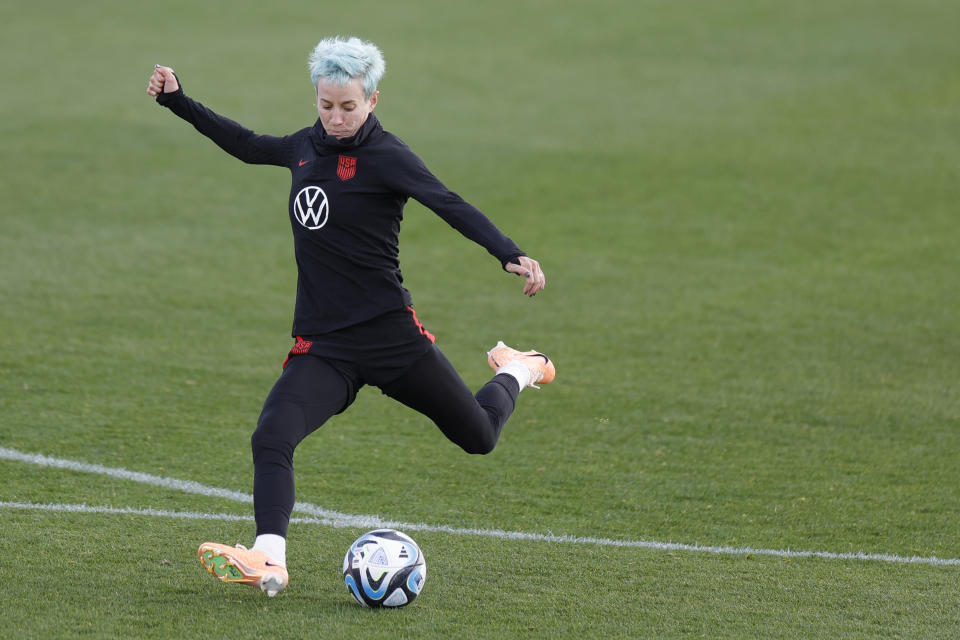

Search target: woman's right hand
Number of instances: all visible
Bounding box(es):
[146,65,179,97]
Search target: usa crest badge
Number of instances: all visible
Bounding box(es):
[337,155,357,181]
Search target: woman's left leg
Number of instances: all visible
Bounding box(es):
[379,344,520,454]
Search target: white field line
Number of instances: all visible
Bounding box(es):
[1,446,958,567]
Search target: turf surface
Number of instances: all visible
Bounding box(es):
[1,1,959,637]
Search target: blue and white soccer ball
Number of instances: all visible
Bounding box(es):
[342,529,426,607]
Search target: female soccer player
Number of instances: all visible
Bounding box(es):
[146,36,555,597]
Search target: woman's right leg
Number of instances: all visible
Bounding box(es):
[198,355,356,596]
[251,355,358,537]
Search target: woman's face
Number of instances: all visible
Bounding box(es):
[316,77,378,139]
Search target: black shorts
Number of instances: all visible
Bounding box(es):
[281,306,436,388]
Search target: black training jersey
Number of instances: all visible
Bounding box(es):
[157,89,524,335]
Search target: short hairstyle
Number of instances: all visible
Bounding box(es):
[307,36,385,100]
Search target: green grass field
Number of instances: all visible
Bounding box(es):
[2,0,959,637]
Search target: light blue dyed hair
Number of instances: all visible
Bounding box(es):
[307,36,385,100]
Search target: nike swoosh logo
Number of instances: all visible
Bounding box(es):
[298,159,309,167]
[265,561,283,567]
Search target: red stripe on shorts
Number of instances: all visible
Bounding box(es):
[407,306,436,343]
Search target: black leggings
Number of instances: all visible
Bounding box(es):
[251,344,520,537]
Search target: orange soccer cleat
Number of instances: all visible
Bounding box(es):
[486,340,556,389]
[198,542,289,597]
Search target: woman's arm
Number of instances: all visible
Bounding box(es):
[147,65,292,167]
[386,139,545,297]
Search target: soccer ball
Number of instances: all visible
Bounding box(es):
[342,529,426,607]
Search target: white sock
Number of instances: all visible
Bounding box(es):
[252,534,287,566]
[497,361,531,391]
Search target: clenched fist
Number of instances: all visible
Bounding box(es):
[146,65,179,97]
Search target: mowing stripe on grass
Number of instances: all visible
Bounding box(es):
[0,500,256,522]
[2,447,959,566]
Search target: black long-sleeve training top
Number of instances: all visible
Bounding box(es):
[157,88,524,336]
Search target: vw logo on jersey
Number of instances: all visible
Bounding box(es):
[293,185,329,230]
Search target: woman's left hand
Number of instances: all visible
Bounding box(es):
[506,256,546,297]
